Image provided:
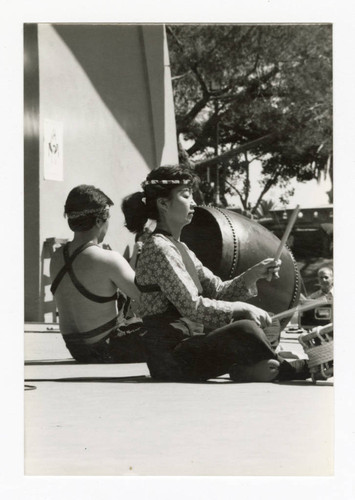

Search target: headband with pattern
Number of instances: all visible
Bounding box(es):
[141,179,191,188]
[66,205,110,220]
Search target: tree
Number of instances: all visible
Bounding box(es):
[166,24,332,213]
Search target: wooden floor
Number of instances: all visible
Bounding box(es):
[24,326,333,476]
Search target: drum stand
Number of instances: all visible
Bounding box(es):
[298,323,333,382]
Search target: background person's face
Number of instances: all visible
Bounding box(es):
[318,269,333,292]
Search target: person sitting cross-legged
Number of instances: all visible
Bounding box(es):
[122,165,310,383]
[50,184,146,363]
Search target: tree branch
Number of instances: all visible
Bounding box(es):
[177,94,211,134]
[243,152,250,207]
[225,179,244,205]
[168,26,212,132]
[251,170,280,214]
[171,71,191,81]
[195,133,277,169]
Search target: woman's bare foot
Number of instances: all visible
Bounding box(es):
[229,359,280,382]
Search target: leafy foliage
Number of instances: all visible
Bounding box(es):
[167,24,332,212]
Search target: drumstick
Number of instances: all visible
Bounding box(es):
[271,205,300,279]
[275,204,300,260]
[272,296,330,322]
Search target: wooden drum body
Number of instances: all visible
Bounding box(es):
[181,206,300,329]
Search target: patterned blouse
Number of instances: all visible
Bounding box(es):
[135,233,257,333]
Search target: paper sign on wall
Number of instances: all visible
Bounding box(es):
[43,119,63,181]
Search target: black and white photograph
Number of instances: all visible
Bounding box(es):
[2,1,355,497]
[23,21,334,475]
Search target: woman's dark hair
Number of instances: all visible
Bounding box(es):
[64,184,114,232]
[122,165,198,234]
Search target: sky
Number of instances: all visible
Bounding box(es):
[225,161,333,209]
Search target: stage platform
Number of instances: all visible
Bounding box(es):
[24,324,333,476]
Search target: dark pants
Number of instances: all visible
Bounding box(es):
[143,319,281,381]
[65,329,146,363]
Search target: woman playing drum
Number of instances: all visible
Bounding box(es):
[122,165,310,382]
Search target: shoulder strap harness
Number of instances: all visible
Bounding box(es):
[50,242,117,303]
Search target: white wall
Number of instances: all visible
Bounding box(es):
[38,24,177,252]
[25,24,178,321]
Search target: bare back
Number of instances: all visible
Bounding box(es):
[50,244,120,340]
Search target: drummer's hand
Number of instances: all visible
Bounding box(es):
[231,302,272,329]
[245,258,281,285]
